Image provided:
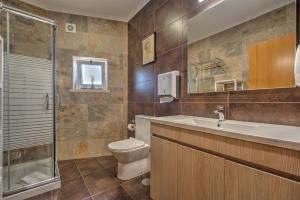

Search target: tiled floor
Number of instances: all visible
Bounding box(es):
[26,156,150,200]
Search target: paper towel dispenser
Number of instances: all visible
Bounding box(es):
[295,44,300,87]
[158,71,179,103]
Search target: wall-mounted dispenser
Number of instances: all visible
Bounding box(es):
[295,44,300,87]
[158,71,180,103]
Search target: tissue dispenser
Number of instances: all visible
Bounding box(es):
[158,71,179,103]
[295,45,300,87]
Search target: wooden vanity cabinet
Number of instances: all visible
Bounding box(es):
[150,136,178,200]
[178,145,225,200]
[225,161,300,200]
[151,124,300,200]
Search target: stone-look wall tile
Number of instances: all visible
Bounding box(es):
[53,12,128,160]
[287,3,297,33]
[57,139,119,160]
[88,104,123,122]
[3,144,52,166]
[57,104,88,124]
[87,17,127,36]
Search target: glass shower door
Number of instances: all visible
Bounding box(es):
[2,11,55,194]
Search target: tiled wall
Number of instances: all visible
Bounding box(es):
[128,0,300,127]
[1,0,128,160]
[49,12,128,160]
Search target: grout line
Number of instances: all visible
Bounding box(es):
[73,159,94,200]
[120,181,136,200]
[91,184,121,199]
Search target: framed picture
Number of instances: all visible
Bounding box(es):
[142,33,155,65]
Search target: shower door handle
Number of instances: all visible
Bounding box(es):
[56,93,60,110]
[45,93,49,110]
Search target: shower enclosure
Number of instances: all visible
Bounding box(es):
[0,3,60,199]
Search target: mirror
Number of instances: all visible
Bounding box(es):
[187,0,296,93]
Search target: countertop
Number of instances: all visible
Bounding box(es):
[150,115,300,151]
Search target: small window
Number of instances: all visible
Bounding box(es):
[73,56,108,91]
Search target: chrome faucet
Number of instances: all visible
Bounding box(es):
[214,106,225,127]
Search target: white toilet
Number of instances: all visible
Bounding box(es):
[108,115,152,180]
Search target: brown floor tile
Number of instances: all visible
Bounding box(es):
[57,177,90,200]
[105,164,118,178]
[83,170,119,195]
[97,156,118,177]
[93,186,133,200]
[121,176,150,200]
[75,158,104,175]
[58,160,80,182]
[97,156,117,168]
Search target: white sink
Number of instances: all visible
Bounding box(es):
[172,117,257,132]
[220,122,257,132]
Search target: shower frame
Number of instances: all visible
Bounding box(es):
[0,2,60,199]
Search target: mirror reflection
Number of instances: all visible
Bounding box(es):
[187,0,296,93]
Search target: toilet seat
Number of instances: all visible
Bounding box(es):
[108,137,145,152]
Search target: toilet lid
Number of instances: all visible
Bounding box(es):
[108,137,145,151]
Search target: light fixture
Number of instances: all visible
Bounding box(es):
[198,0,205,2]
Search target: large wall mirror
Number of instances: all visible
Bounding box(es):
[187,0,297,93]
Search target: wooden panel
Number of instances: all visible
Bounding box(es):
[178,145,224,200]
[225,160,300,200]
[248,33,296,89]
[150,136,178,200]
[248,45,257,89]
[151,123,300,177]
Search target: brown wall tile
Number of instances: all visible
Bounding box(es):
[182,103,229,119]
[155,0,183,30]
[156,19,183,55]
[229,103,300,126]
[155,102,181,116]
[229,88,300,103]
[128,0,300,128]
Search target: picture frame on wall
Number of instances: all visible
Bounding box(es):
[142,33,155,65]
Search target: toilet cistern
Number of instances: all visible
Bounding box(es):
[214,106,225,127]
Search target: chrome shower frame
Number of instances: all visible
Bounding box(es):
[0,2,60,199]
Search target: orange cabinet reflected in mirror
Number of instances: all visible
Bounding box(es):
[248,33,296,89]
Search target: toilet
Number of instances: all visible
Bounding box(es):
[108,115,152,180]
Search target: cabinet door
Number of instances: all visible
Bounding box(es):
[178,145,225,200]
[225,160,300,200]
[150,136,178,200]
[248,33,296,89]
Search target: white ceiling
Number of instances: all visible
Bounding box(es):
[20,0,150,22]
[188,0,295,44]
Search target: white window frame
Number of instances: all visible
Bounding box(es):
[72,56,108,91]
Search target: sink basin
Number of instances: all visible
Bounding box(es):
[220,122,257,132]
[173,118,216,127]
[172,117,257,132]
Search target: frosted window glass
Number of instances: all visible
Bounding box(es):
[81,64,102,85]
